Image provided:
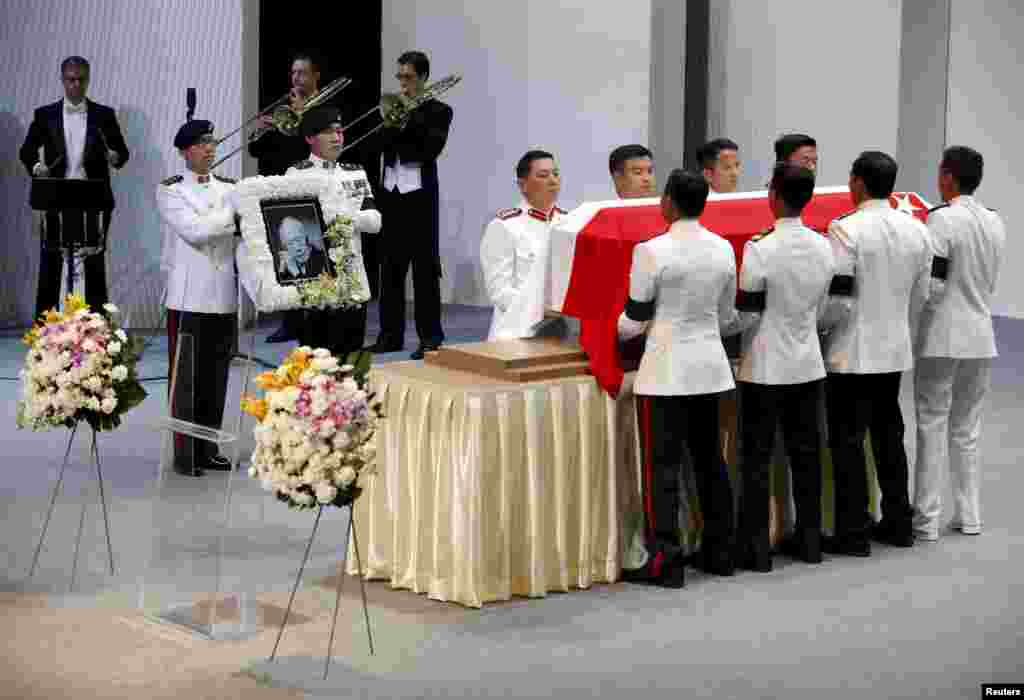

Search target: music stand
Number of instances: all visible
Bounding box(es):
[32,178,110,300]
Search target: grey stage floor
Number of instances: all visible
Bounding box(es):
[0,305,1021,699]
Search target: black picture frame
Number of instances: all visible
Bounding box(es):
[260,197,333,286]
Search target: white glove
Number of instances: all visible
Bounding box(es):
[354,209,382,234]
[32,162,49,177]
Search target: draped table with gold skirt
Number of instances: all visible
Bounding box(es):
[346,361,643,608]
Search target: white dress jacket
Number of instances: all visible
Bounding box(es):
[823,199,931,374]
[917,195,1005,359]
[621,219,738,397]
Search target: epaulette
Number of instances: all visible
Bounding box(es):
[554,206,568,215]
[213,174,236,184]
[160,175,183,187]
[292,159,315,170]
[338,162,363,171]
[750,226,774,242]
[928,203,950,214]
[496,207,522,220]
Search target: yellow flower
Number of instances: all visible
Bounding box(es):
[255,370,285,391]
[64,293,88,314]
[22,328,39,346]
[43,310,62,324]
[241,396,268,421]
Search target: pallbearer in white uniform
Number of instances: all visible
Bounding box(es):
[734,162,839,572]
[157,120,240,476]
[822,151,932,555]
[913,146,1006,541]
[480,150,566,340]
[617,169,741,587]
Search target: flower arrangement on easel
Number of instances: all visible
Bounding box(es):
[16,294,148,589]
[240,345,382,678]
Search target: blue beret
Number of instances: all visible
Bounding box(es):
[174,119,215,149]
[300,106,341,138]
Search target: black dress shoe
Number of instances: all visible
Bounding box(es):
[870,522,915,548]
[697,548,735,577]
[202,455,233,471]
[266,324,297,344]
[366,339,404,353]
[173,466,204,477]
[736,546,773,572]
[410,342,441,361]
[779,531,823,564]
[621,551,685,589]
[822,535,871,557]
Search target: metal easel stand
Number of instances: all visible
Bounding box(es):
[268,503,374,680]
[27,422,116,593]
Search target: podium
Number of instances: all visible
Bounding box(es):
[31,177,110,305]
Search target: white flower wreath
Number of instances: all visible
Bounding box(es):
[235,172,367,312]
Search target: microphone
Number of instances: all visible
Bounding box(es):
[186,88,196,122]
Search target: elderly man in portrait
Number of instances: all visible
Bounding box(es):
[276,216,328,281]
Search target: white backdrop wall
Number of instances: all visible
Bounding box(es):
[381,0,652,306]
[707,0,903,192]
[947,0,1022,318]
[0,0,246,328]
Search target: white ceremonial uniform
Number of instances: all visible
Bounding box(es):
[913,195,1006,538]
[823,198,931,374]
[480,199,566,340]
[158,170,239,313]
[737,218,836,385]
[618,219,738,396]
[285,153,382,296]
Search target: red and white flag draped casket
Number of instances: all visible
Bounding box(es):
[547,187,933,396]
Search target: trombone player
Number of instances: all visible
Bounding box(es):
[249,50,322,343]
[367,51,454,360]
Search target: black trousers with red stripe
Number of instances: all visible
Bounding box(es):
[167,309,236,471]
[636,393,735,558]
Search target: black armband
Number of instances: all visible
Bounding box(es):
[624,297,655,322]
[828,274,855,297]
[736,290,766,312]
[931,256,949,281]
[361,196,377,211]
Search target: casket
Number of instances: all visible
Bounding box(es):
[548,187,933,396]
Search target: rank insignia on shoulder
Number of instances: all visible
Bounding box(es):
[751,226,774,242]
[160,175,183,186]
[554,206,568,215]
[339,162,363,171]
[928,203,950,214]
[213,174,236,184]
[497,207,522,220]
[292,160,315,170]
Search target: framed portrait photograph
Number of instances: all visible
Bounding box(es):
[259,197,333,286]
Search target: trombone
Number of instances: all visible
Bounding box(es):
[211,76,353,170]
[337,74,461,156]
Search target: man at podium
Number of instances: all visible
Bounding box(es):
[19,56,130,316]
[480,149,567,340]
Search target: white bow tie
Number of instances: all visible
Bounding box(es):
[64,101,87,114]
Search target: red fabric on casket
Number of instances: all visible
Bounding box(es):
[561,191,932,396]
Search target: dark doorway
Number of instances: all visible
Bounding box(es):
[258,0,384,296]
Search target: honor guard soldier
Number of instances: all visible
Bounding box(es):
[734,162,836,571]
[823,151,932,555]
[617,169,742,587]
[285,105,381,358]
[157,120,240,476]
[480,150,567,340]
[913,146,1006,541]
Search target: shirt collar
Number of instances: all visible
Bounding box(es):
[309,152,335,170]
[667,218,703,237]
[184,170,212,185]
[63,98,88,114]
[858,198,892,212]
[951,194,975,206]
[774,216,804,230]
[522,198,559,222]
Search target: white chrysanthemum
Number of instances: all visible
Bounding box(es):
[111,365,128,382]
[115,329,127,342]
[101,397,116,414]
[102,303,119,314]
[107,341,122,356]
[312,348,331,358]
